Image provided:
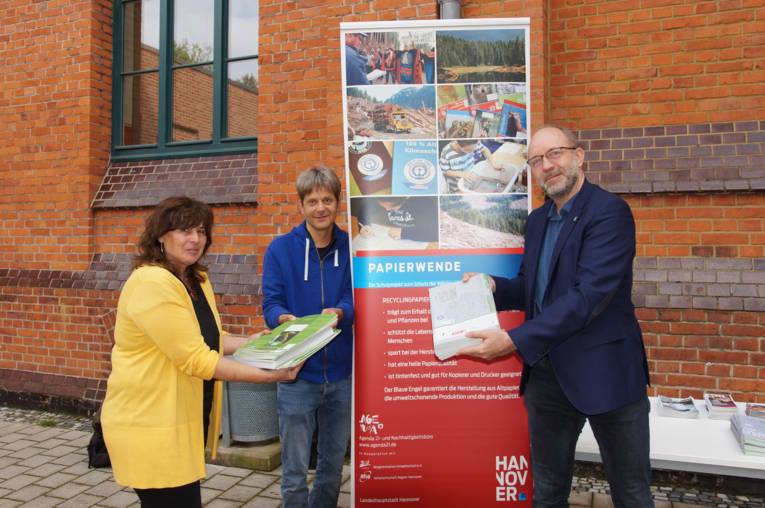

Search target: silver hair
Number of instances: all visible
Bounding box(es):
[533,124,581,148]
[296,166,341,202]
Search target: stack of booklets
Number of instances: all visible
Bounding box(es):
[656,395,699,418]
[703,391,739,419]
[745,403,765,419]
[730,414,765,456]
[429,274,499,360]
[233,314,340,369]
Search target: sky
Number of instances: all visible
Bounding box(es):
[350,84,422,103]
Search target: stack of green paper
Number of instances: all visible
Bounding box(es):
[730,414,765,456]
[233,314,340,369]
[745,403,765,419]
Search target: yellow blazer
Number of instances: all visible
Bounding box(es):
[101,265,225,489]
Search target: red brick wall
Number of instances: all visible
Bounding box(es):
[0,0,113,407]
[546,0,765,129]
[0,285,116,391]
[630,193,765,260]
[639,306,765,396]
[627,193,765,399]
[0,0,112,271]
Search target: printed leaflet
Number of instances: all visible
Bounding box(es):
[429,274,499,360]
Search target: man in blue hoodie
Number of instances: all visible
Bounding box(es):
[262,166,354,508]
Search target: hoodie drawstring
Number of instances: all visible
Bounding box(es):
[304,238,309,281]
[334,248,338,267]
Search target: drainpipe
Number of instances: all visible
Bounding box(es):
[439,0,461,19]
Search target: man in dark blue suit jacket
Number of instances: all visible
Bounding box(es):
[459,125,653,507]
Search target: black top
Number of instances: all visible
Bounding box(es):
[314,231,336,260]
[188,278,220,444]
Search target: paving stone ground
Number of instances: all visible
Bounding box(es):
[0,405,762,507]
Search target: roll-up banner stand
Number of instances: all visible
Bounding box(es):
[341,18,533,506]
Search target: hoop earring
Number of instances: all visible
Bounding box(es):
[160,242,164,255]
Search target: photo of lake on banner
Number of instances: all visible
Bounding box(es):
[436,28,526,84]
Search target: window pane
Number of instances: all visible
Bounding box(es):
[173,0,214,65]
[227,59,258,138]
[172,65,213,142]
[228,0,259,59]
[122,0,160,72]
[122,72,159,145]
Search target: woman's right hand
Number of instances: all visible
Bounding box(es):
[214,358,303,384]
[271,362,304,382]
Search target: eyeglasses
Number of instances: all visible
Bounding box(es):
[526,147,577,170]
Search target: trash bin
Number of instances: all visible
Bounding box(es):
[221,380,279,446]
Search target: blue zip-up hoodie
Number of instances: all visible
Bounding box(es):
[262,222,354,383]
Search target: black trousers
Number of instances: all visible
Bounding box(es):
[134,480,201,508]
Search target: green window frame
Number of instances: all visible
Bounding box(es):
[112,0,258,160]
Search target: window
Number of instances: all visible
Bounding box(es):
[112,0,258,159]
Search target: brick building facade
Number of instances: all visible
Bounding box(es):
[0,0,763,413]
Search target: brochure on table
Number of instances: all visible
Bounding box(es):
[657,395,700,419]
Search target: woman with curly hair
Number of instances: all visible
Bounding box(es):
[101,196,303,507]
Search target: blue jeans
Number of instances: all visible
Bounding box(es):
[524,357,653,508]
[277,377,351,508]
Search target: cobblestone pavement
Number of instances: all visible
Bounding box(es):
[0,405,763,507]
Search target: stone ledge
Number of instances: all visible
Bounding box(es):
[577,121,765,194]
[209,441,282,472]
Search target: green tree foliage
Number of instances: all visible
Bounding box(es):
[437,35,524,68]
[236,72,258,92]
[346,87,379,104]
[442,195,526,235]
[173,39,213,65]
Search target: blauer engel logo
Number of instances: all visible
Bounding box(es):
[357,153,387,181]
[403,158,435,190]
[495,455,529,502]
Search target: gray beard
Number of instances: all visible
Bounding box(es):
[542,168,578,199]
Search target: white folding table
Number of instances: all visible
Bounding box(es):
[575,398,765,479]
